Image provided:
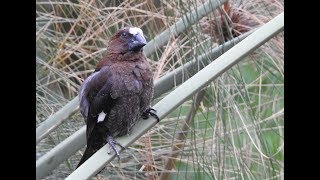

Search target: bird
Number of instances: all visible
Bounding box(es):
[76,27,159,168]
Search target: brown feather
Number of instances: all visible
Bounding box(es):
[77,27,155,169]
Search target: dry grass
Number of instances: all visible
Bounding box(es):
[36,0,284,179]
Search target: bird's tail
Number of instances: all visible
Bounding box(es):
[76,146,96,169]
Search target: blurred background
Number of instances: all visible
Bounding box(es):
[36,0,284,179]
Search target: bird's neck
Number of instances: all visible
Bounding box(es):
[96,51,146,69]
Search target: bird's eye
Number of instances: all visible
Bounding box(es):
[121,32,128,38]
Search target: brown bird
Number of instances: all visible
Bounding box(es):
[77,27,159,168]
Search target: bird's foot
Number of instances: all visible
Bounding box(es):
[107,136,125,161]
[142,107,160,122]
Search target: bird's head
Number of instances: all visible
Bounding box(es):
[107,27,147,55]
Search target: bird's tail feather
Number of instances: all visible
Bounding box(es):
[76,146,95,169]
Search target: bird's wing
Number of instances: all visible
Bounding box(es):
[79,65,145,141]
[79,66,111,118]
[79,66,116,140]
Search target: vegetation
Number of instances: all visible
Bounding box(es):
[36,0,284,179]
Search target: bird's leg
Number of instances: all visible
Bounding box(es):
[141,107,160,122]
[107,136,125,161]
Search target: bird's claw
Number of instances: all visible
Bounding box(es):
[107,136,125,161]
[142,107,160,122]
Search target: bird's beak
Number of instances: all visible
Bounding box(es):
[128,33,147,52]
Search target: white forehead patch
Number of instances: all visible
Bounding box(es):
[97,112,106,123]
[129,27,143,36]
